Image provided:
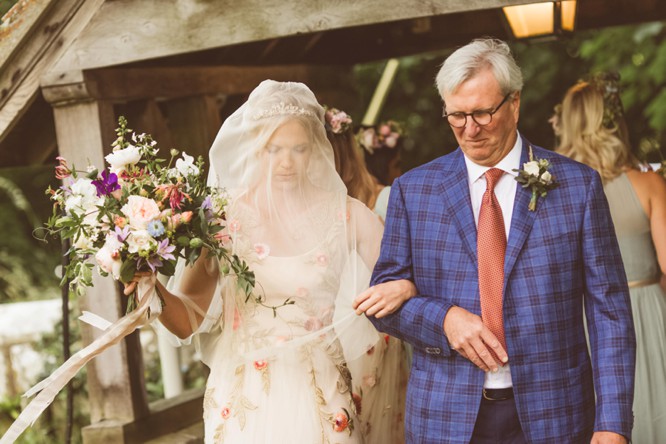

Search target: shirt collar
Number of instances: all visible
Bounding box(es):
[464,131,522,185]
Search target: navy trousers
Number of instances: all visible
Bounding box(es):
[470,396,527,444]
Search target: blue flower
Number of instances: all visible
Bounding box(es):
[146,220,165,237]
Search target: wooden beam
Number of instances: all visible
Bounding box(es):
[52,98,150,430]
[49,0,547,72]
[0,0,104,145]
[41,65,353,103]
[162,95,223,160]
[82,388,204,444]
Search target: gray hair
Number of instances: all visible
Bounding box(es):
[435,38,523,97]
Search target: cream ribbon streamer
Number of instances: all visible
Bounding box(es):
[0,276,160,444]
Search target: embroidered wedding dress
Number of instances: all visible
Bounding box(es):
[165,80,385,443]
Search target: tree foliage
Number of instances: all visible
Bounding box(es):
[354,21,666,170]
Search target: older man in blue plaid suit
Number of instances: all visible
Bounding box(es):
[363,39,636,443]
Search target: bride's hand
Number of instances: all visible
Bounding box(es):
[123,271,154,296]
[353,279,417,318]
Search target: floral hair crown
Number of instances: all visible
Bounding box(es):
[252,102,315,120]
[324,107,353,134]
[586,71,624,130]
[356,120,404,155]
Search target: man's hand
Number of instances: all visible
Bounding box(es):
[353,279,417,318]
[443,306,508,372]
[590,431,627,444]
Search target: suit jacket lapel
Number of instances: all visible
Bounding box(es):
[504,138,538,284]
[439,150,477,264]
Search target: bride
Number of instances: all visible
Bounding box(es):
[132,80,415,443]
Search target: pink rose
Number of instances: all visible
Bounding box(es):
[121,195,161,230]
[95,246,122,279]
[379,124,391,136]
[384,135,397,148]
[181,211,193,224]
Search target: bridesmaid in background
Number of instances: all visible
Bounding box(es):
[325,107,410,444]
[556,74,666,444]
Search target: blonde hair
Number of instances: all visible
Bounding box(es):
[556,81,638,182]
[326,130,379,207]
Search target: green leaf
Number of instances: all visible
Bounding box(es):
[120,260,137,284]
[160,259,176,276]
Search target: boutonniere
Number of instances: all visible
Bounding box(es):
[513,145,559,211]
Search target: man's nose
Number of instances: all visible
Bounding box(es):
[463,119,481,136]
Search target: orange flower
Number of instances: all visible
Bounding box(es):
[333,411,349,432]
[114,216,127,228]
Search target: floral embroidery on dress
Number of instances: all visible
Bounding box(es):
[220,406,231,419]
[352,392,363,416]
[253,360,271,394]
[203,387,219,419]
[314,251,329,267]
[331,408,354,435]
[253,243,270,260]
[228,219,241,232]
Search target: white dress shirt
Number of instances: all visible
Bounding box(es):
[463,131,522,389]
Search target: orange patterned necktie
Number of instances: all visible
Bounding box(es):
[477,168,507,352]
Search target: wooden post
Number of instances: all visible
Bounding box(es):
[45,76,150,442]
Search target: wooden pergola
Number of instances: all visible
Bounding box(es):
[1,0,663,441]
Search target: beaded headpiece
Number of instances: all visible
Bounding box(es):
[252,102,315,120]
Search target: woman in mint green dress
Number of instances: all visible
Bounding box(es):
[557,78,666,444]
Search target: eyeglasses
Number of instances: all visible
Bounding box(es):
[443,93,513,128]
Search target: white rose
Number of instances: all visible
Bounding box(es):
[121,196,161,230]
[65,178,101,216]
[95,246,122,279]
[523,161,540,177]
[126,229,155,254]
[105,145,142,174]
[540,170,552,184]
[103,232,124,252]
[72,232,94,250]
[174,152,200,177]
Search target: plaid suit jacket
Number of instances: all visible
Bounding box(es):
[370,140,636,443]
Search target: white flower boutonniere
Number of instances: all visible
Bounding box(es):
[513,145,559,211]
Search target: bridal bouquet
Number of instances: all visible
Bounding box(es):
[46,116,253,310]
[0,117,255,444]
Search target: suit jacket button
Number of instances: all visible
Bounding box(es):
[425,347,441,355]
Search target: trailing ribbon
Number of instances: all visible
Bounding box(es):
[0,276,160,444]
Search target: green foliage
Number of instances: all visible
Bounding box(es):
[353,21,666,168]
[0,167,61,303]
[0,0,17,17]
[578,22,666,161]
[0,308,88,443]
